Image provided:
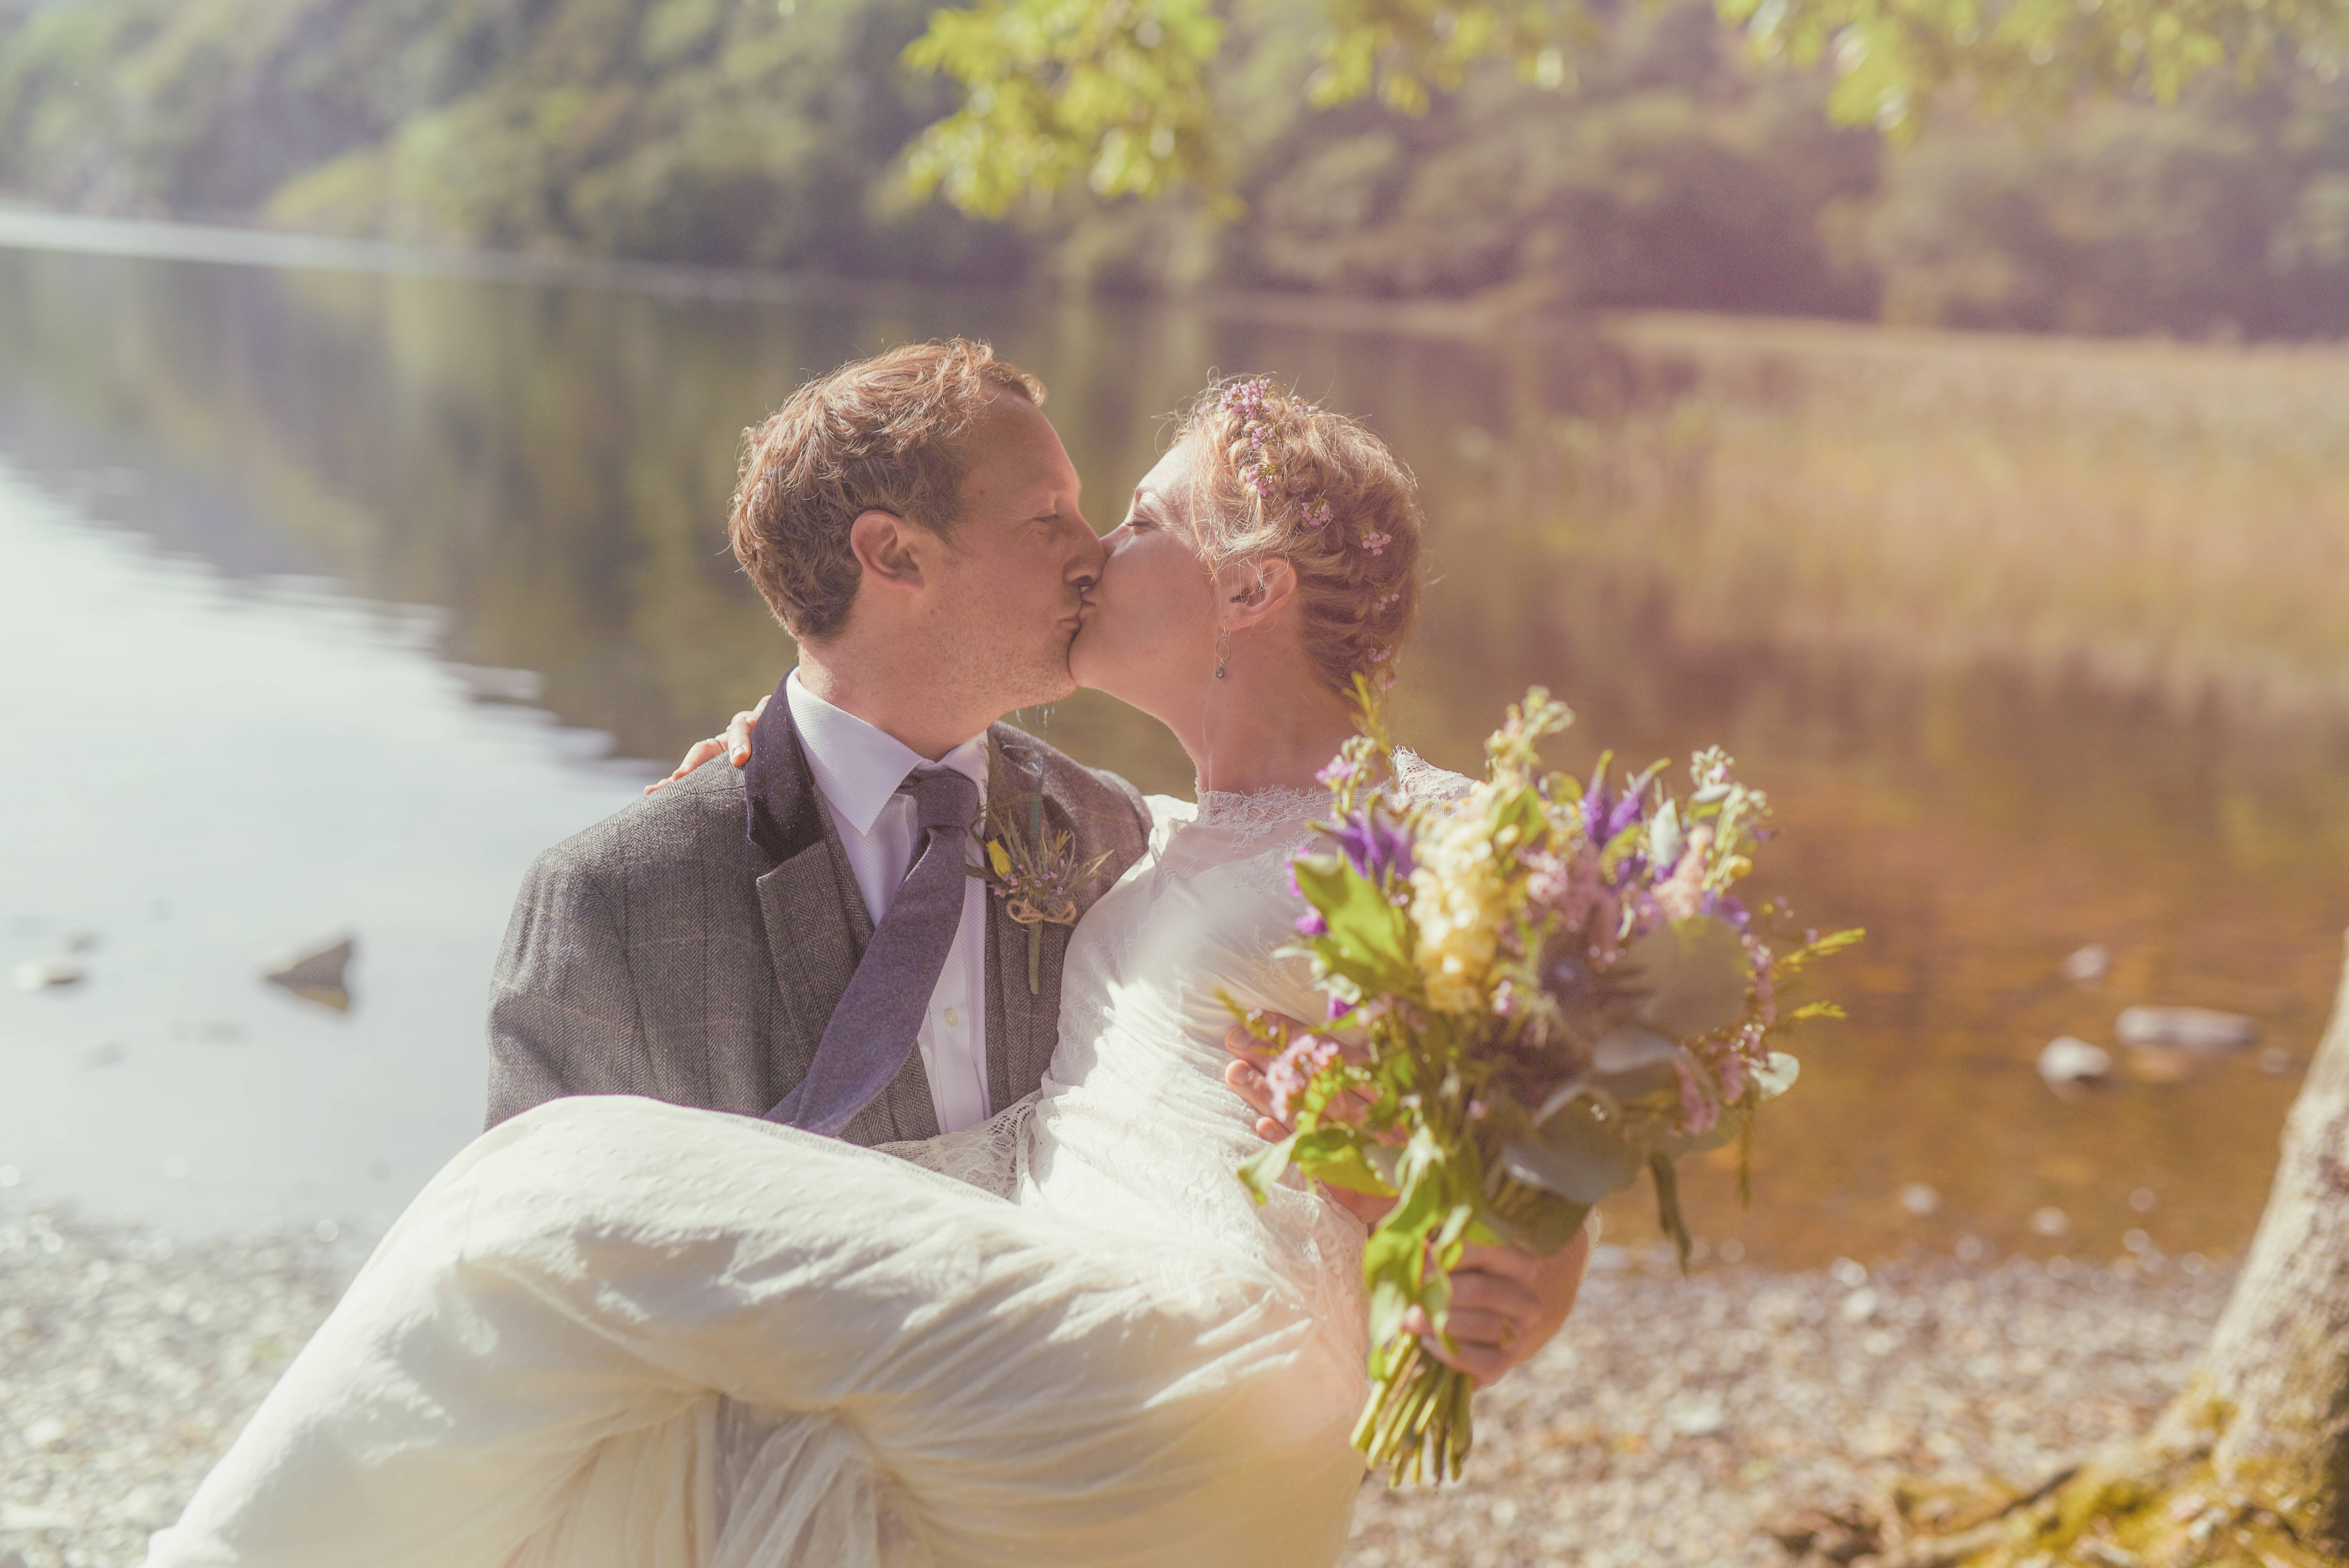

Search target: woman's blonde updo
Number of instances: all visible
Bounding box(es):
[1178,375,1423,695]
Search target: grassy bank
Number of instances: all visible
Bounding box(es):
[1531,315,2349,724]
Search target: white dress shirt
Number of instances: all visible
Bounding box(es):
[784,670,993,1134]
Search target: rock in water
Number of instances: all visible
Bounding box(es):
[12,957,83,992]
[2038,1035,2113,1090]
[2060,943,2112,983]
[261,934,355,1012]
[2114,1006,2257,1055]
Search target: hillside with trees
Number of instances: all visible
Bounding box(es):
[2,0,2345,335]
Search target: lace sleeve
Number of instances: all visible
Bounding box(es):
[1389,750,1474,808]
[876,1092,1039,1201]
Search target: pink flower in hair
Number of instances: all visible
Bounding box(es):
[1361,531,1390,554]
[1220,376,1274,422]
[1372,592,1398,613]
[1303,497,1333,529]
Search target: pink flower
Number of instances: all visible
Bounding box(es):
[1654,825,1713,923]
[1361,531,1390,554]
[1303,498,1333,529]
[1264,1033,1345,1123]
[1674,1060,1720,1137]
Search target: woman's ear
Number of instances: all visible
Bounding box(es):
[1217,557,1297,631]
[848,510,925,593]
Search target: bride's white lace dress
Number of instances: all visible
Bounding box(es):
[147,772,1456,1568]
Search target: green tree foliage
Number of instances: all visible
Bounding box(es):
[0,0,2344,334]
[899,0,2347,211]
[0,0,1023,277]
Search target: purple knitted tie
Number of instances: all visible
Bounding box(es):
[767,766,981,1136]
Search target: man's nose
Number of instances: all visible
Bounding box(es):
[1067,525,1107,588]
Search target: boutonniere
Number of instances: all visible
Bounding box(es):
[973,747,1111,993]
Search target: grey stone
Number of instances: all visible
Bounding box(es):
[2037,1035,2112,1088]
[2059,943,2111,983]
[2114,1006,2257,1054]
[12,957,84,992]
[260,934,355,1012]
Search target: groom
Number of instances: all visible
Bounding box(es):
[486,339,1585,1381]
[485,340,1141,1142]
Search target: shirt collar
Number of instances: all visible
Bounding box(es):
[785,668,990,839]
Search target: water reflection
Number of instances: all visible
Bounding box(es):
[1,238,2343,1266]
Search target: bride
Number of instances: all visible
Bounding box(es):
[146,378,1586,1568]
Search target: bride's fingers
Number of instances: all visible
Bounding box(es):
[1403,1307,1517,1388]
[1224,1058,1280,1120]
[1221,1020,1283,1067]
[723,693,769,766]
[1451,1241,1544,1289]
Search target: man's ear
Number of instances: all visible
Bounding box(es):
[848,509,926,593]
[1217,557,1297,632]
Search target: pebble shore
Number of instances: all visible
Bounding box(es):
[0,1211,2229,1568]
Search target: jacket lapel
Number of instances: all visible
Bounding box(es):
[746,690,939,1143]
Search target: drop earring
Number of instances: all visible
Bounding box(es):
[1215,628,1230,679]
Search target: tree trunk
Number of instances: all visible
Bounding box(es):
[1823,933,2349,1568]
[2149,927,2349,1552]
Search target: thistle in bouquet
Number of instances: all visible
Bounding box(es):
[1236,681,1861,1484]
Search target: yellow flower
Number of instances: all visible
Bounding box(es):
[1409,793,1512,1015]
[987,839,1012,878]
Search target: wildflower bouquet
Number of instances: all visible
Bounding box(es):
[1237,685,1858,1484]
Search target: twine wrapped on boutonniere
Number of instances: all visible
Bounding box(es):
[973,747,1111,993]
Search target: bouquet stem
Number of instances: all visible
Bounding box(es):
[1351,1334,1475,1484]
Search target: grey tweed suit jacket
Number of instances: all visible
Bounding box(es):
[485,709,1153,1145]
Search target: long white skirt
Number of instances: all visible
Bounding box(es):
[146,1097,1365,1568]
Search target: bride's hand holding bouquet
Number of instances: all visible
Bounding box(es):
[1237,683,1858,1484]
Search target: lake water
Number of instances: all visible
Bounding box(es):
[2,213,2344,1267]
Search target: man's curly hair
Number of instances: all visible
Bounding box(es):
[729,339,1046,640]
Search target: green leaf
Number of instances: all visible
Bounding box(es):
[1236,1131,1297,1203]
[1476,1193,1590,1256]
[1289,1124,1395,1197]
[1291,853,1413,992]
[1501,1099,1641,1204]
[1650,1153,1693,1274]
[1617,916,1750,1039]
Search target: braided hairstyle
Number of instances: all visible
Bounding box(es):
[1177,375,1423,695]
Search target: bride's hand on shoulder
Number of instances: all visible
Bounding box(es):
[643,694,768,795]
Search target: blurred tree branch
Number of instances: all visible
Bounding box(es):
[900,0,2349,214]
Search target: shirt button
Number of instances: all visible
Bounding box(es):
[943,1007,962,1030]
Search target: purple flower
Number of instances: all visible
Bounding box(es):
[1328,807,1415,887]
[1314,754,1352,789]
[1285,862,1329,936]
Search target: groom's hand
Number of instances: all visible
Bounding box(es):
[1223,1017,1595,1388]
